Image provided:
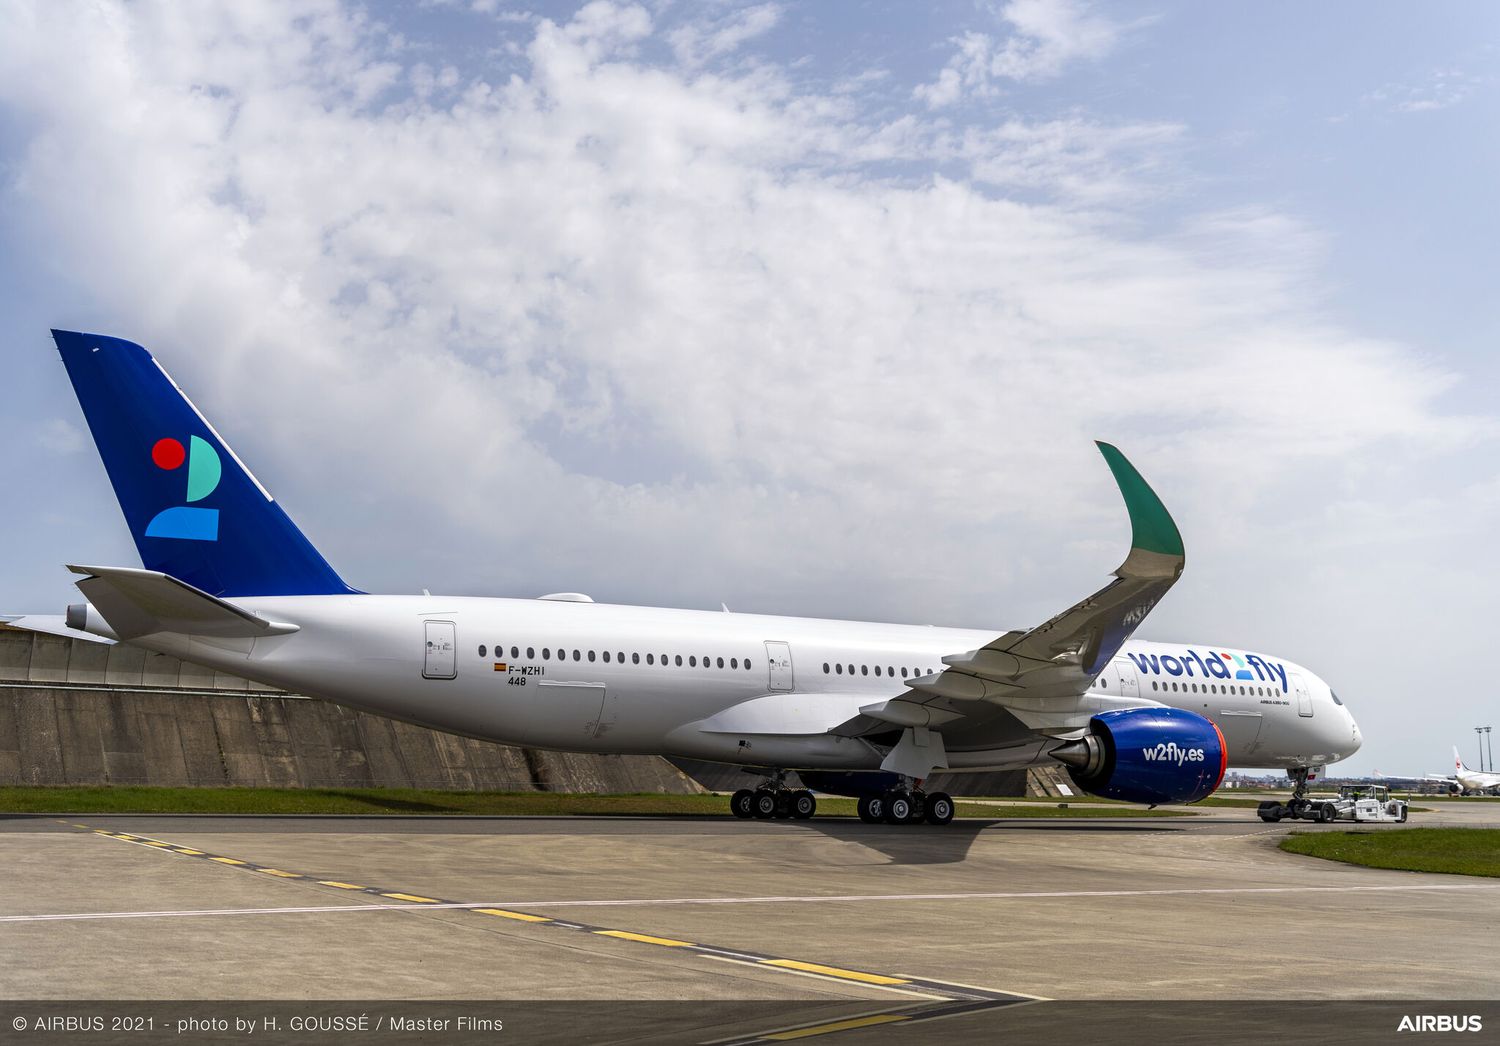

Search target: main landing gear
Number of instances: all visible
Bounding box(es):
[728,773,954,826]
[730,776,817,821]
[856,784,955,826]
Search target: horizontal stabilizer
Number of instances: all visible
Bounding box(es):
[0,614,115,644]
[68,564,298,641]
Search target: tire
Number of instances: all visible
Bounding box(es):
[1318,803,1336,823]
[859,796,885,823]
[924,792,955,826]
[791,790,817,819]
[730,789,755,819]
[884,790,914,824]
[1398,806,1408,823]
[773,793,794,819]
[752,791,778,819]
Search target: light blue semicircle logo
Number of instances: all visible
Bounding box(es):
[186,435,222,503]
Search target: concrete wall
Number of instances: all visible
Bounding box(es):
[0,627,700,793]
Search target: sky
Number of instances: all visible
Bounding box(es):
[1,0,1496,776]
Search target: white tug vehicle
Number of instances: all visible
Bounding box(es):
[1259,783,1408,824]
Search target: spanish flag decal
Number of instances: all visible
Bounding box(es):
[493,662,508,672]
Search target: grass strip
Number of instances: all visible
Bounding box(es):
[1279,828,1500,878]
[0,786,1182,818]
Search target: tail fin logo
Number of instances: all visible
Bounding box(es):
[144,435,222,541]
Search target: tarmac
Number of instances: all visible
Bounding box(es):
[4,802,1499,1025]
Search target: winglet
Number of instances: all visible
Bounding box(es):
[1097,441,1184,567]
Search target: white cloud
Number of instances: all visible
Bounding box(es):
[915,0,1127,108]
[667,3,782,69]
[1366,67,1483,114]
[0,0,1487,641]
[35,418,85,455]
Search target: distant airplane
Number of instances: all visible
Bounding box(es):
[1451,748,1500,796]
[7,330,1363,825]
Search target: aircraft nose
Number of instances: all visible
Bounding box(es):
[1343,708,1362,756]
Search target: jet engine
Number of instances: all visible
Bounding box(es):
[1051,707,1227,805]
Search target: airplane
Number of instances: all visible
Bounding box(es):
[9,330,1363,826]
[1450,748,1500,796]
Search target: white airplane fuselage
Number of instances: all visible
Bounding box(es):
[107,594,1361,774]
[1454,759,1500,795]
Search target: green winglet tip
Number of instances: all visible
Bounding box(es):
[1095,441,1184,558]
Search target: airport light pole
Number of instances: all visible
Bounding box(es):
[1486,726,1493,774]
[1479,727,1488,772]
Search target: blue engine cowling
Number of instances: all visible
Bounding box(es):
[1053,707,1227,805]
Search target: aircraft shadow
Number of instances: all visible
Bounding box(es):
[784,815,1185,865]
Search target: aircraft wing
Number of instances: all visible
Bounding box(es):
[835,442,1183,750]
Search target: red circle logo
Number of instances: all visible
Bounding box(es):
[151,437,186,470]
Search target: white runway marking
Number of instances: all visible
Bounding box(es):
[4,881,1498,924]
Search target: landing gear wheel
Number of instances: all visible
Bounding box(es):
[858,796,884,823]
[791,790,817,819]
[752,791,778,819]
[1287,798,1309,819]
[924,791,955,825]
[730,789,755,819]
[773,792,794,819]
[884,790,915,824]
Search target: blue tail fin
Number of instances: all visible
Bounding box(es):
[53,330,356,598]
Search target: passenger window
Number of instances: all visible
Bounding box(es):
[542,648,551,660]
[836,663,843,675]
[717,657,724,669]
[675,655,683,666]
[573,649,581,661]
[744,660,752,671]
[603,651,611,663]
[848,664,855,675]
[512,646,519,659]
[874,666,882,676]
[478,645,487,658]
[902,668,909,677]
[647,654,655,665]
[588,650,596,662]
[1152,681,1159,690]
[632,653,640,664]
[526,647,535,659]
[617,652,624,663]
[858,665,866,676]
[731,657,738,669]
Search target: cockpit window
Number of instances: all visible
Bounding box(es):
[1330,691,1344,706]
